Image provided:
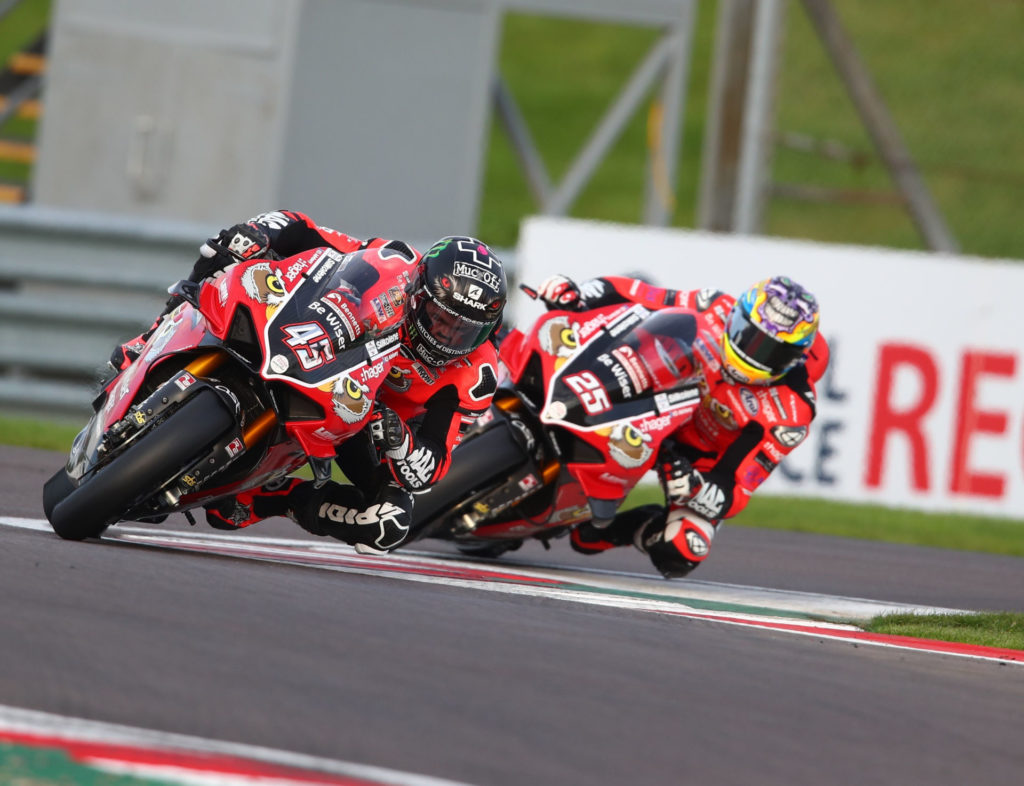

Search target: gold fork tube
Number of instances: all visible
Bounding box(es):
[242,409,278,448]
[184,350,227,378]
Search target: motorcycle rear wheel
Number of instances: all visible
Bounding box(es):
[44,389,234,541]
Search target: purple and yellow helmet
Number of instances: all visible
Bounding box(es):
[722,276,819,385]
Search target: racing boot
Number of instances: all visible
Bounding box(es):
[107,333,149,375]
[289,480,412,554]
[205,477,304,530]
[570,504,664,555]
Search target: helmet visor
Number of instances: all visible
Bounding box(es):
[415,295,494,360]
[726,308,806,377]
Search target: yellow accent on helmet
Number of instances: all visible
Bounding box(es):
[721,332,778,385]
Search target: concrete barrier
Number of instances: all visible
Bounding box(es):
[0,205,217,417]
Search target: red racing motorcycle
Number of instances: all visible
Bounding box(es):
[405,296,703,557]
[43,243,419,540]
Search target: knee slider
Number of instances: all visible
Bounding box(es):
[636,508,716,579]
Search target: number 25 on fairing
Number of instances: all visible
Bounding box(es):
[564,371,611,415]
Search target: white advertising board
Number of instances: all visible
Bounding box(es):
[514,216,1024,519]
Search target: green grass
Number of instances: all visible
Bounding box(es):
[624,482,1024,558]
[0,412,80,450]
[0,0,49,172]
[866,613,1024,652]
[0,0,48,61]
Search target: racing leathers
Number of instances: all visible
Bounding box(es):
[546,275,829,578]
[128,210,500,553]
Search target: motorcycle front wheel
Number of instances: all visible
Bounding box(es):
[407,418,529,541]
[44,388,234,541]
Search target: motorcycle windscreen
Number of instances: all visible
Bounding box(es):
[260,249,410,387]
[544,309,701,430]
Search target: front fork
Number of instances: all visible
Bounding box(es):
[455,394,561,533]
[103,350,282,506]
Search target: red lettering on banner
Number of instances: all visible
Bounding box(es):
[949,351,1015,498]
[865,344,938,490]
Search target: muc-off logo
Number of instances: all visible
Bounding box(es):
[454,262,500,291]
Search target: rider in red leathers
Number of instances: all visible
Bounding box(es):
[533,273,828,578]
[114,211,506,553]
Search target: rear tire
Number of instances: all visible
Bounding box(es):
[44,389,234,541]
[456,541,522,559]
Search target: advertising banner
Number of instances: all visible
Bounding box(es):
[514,217,1024,519]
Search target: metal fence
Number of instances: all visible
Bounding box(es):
[0,206,217,417]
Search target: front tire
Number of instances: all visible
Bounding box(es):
[44,389,234,540]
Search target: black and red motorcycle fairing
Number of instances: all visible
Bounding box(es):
[405,301,703,556]
[43,244,419,540]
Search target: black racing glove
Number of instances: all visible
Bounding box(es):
[188,223,272,283]
[367,404,411,460]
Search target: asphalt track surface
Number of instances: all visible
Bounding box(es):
[3,444,1024,785]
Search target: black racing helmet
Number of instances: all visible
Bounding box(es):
[407,236,507,367]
